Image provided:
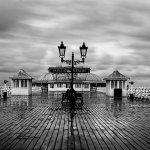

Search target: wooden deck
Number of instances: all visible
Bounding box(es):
[0,94,150,150]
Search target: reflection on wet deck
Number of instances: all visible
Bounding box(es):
[0,92,150,150]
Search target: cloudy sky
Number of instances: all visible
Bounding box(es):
[0,0,150,86]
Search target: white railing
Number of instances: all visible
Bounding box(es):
[128,87,150,99]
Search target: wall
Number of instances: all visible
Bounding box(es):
[11,88,29,95]
[97,87,106,93]
[48,83,90,92]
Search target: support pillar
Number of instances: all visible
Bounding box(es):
[19,80,21,88]
[11,80,14,88]
[27,80,29,88]
[125,81,127,90]
[117,81,119,88]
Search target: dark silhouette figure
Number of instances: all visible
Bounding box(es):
[65,89,70,98]
[4,80,8,84]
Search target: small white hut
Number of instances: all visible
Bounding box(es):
[103,70,129,97]
[9,69,33,95]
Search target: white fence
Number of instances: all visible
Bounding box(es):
[128,87,150,99]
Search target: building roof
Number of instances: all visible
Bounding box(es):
[103,70,129,81]
[33,72,104,83]
[37,73,53,82]
[9,69,33,80]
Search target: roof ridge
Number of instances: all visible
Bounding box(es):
[10,69,33,79]
[104,70,129,80]
[33,72,103,83]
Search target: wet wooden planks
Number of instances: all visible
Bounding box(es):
[0,104,149,150]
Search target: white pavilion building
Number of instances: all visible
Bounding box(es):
[103,70,129,97]
[9,69,33,95]
[32,66,105,92]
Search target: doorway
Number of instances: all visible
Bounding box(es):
[114,89,122,98]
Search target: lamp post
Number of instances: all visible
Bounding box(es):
[58,41,88,99]
[58,41,88,138]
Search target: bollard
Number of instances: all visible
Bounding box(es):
[3,92,7,99]
[130,93,134,101]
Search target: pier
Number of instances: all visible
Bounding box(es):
[0,92,150,150]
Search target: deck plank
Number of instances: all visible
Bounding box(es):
[0,95,150,150]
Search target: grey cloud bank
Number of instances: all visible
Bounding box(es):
[0,0,150,86]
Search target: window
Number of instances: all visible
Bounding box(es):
[119,81,122,89]
[84,84,89,88]
[25,80,27,87]
[123,81,125,88]
[66,83,70,88]
[50,84,54,88]
[115,81,117,88]
[57,83,63,88]
[111,81,114,89]
[75,84,81,88]
[14,80,19,88]
[21,80,27,88]
[21,80,23,87]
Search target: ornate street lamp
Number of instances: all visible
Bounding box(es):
[58,41,88,92]
[58,41,66,62]
[80,42,88,63]
[58,41,88,65]
[58,41,88,138]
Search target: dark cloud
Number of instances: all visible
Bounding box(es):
[0,0,150,86]
[0,0,28,31]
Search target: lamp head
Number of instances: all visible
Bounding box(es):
[58,41,66,59]
[80,42,88,61]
